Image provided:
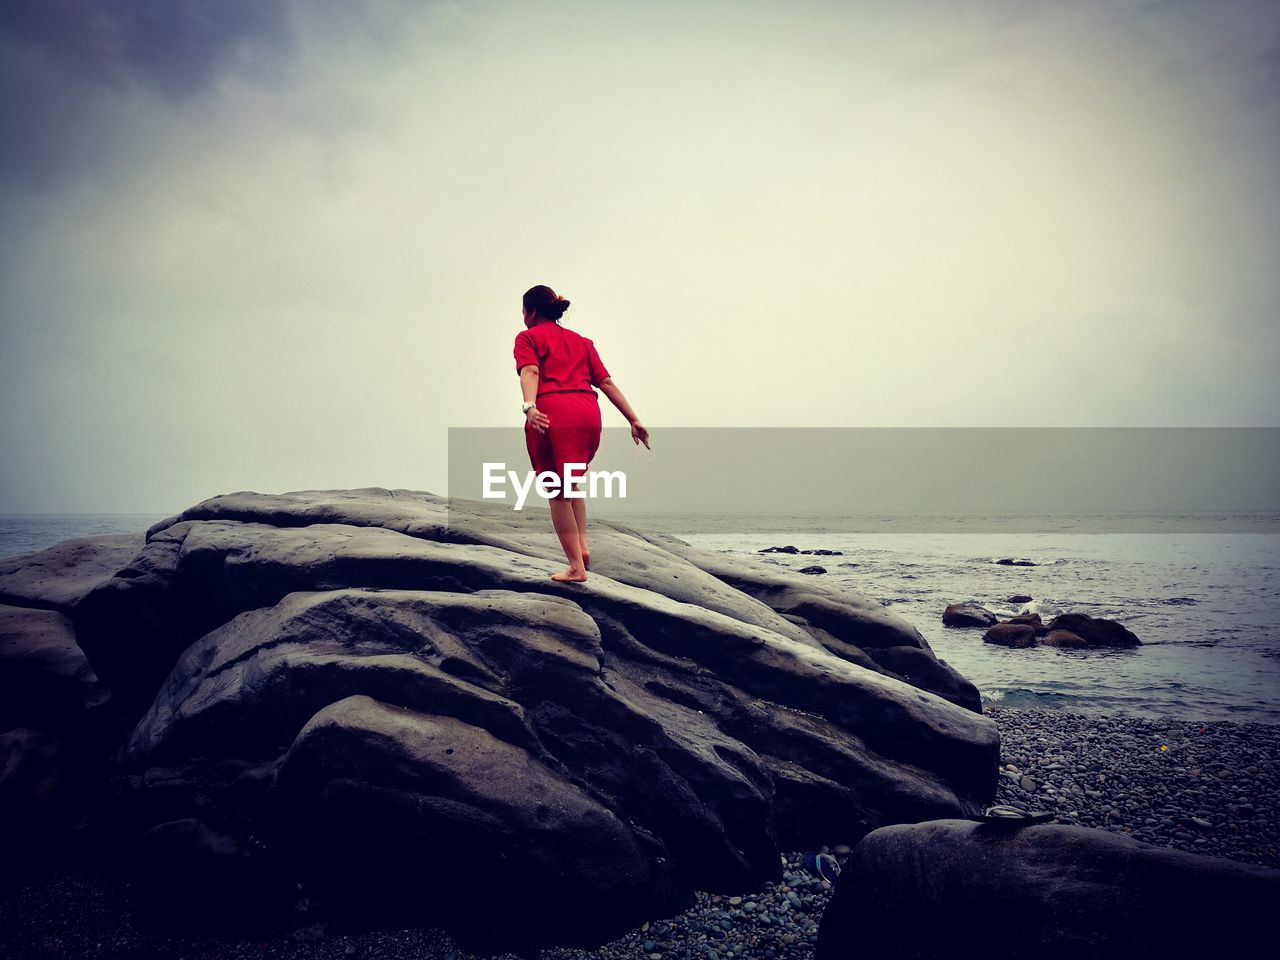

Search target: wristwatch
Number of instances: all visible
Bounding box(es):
[521,402,535,414]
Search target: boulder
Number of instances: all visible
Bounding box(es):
[270,693,671,946]
[995,558,1036,566]
[0,604,110,730]
[942,602,998,628]
[0,604,116,864]
[816,818,1280,959]
[641,528,981,711]
[47,488,998,951]
[982,623,1037,648]
[798,565,827,575]
[0,533,145,612]
[1006,612,1048,636]
[1041,628,1088,649]
[1046,613,1141,648]
[1007,595,1033,604]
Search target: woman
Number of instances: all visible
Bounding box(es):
[514,284,649,582]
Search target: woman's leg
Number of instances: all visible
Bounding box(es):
[570,496,589,568]
[548,495,587,581]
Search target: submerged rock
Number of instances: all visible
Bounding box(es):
[13,488,1000,952]
[982,623,1037,648]
[979,613,1141,652]
[1041,628,1088,648]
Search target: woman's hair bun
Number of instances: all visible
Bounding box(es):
[523,284,569,320]
[549,297,570,319]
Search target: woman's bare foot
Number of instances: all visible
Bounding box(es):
[580,547,591,570]
[550,566,588,582]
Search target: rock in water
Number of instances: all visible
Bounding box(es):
[1006,612,1046,636]
[1045,613,1141,648]
[982,623,1038,648]
[942,602,998,628]
[29,489,999,951]
[815,818,1280,959]
[1040,628,1088,648]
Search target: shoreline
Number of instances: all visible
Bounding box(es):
[3,705,1276,960]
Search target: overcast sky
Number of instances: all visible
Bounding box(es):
[1,0,1277,513]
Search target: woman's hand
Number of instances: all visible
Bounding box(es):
[526,406,550,433]
[630,420,650,449]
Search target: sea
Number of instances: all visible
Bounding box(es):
[3,512,1278,724]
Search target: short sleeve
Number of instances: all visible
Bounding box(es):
[514,330,539,373]
[586,338,610,387]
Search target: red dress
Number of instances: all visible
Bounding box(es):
[513,320,611,480]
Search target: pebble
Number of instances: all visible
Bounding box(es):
[986,707,1278,870]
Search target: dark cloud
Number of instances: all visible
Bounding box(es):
[0,0,293,192]
[1,0,291,96]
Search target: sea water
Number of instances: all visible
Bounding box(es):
[3,512,1278,723]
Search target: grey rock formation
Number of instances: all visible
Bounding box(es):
[10,488,1000,951]
[0,533,146,611]
[0,551,121,858]
[0,604,109,729]
[816,818,1280,959]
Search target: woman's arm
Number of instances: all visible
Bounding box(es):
[599,377,650,448]
[519,365,550,433]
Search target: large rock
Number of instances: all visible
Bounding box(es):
[1041,628,1087,648]
[1006,612,1046,635]
[0,604,109,730]
[1046,613,1141,648]
[0,533,146,612]
[270,693,671,945]
[0,604,115,863]
[982,623,1037,648]
[942,602,997,628]
[40,488,998,950]
[816,818,1280,959]
[637,528,981,711]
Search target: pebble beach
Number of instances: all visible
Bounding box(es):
[3,706,1277,960]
